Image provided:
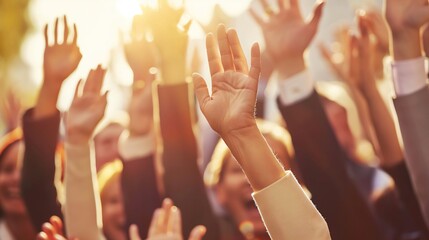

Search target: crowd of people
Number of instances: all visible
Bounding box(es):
[0,0,429,239]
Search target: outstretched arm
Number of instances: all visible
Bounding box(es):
[21,15,82,232]
[193,24,330,240]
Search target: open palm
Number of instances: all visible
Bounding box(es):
[43,16,82,84]
[193,25,261,137]
[66,65,107,144]
[250,0,325,61]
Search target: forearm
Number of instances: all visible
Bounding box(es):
[21,108,63,231]
[157,81,220,239]
[33,82,61,120]
[361,85,403,167]
[391,30,423,61]
[64,142,104,240]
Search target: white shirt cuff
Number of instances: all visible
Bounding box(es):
[278,70,314,105]
[118,130,155,161]
[392,57,428,96]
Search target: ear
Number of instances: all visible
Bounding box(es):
[214,185,227,206]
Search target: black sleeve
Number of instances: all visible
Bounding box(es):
[121,154,161,239]
[157,82,220,240]
[383,161,429,236]
[277,91,385,240]
[21,108,63,231]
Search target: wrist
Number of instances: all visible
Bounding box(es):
[391,31,423,60]
[34,83,61,119]
[275,56,306,80]
[66,132,91,146]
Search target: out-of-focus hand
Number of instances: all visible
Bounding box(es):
[250,0,325,77]
[142,0,191,83]
[385,0,429,59]
[128,76,154,137]
[129,199,206,240]
[37,216,78,240]
[124,15,158,81]
[192,25,261,137]
[66,65,107,145]
[43,15,82,85]
[0,91,22,131]
[423,25,429,57]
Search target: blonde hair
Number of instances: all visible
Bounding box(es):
[204,119,294,187]
[97,159,123,195]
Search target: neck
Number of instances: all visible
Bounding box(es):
[5,213,36,240]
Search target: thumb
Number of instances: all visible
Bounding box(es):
[129,224,142,240]
[192,73,210,109]
[309,0,326,29]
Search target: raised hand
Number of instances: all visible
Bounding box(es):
[37,216,78,240]
[142,0,191,83]
[43,15,82,84]
[192,25,261,137]
[250,0,325,76]
[129,199,206,240]
[385,0,429,59]
[128,76,154,137]
[124,15,158,81]
[66,65,107,145]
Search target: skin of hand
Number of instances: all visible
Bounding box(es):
[250,0,325,78]
[35,15,82,119]
[141,0,191,84]
[384,0,429,60]
[0,90,22,131]
[37,216,78,240]
[65,65,108,145]
[124,14,158,81]
[128,199,206,240]
[193,25,285,191]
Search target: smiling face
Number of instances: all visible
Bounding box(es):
[101,174,126,240]
[0,141,27,216]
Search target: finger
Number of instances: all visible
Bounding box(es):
[217,25,235,71]
[148,209,162,237]
[206,33,223,76]
[192,73,210,109]
[94,65,106,94]
[308,1,325,29]
[42,223,56,239]
[37,232,48,240]
[50,216,63,236]
[227,28,248,73]
[277,0,285,9]
[72,24,78,45]
[83,69,97,94]
[73,79,82,100]
[249,8,264,26]
[44,24,49,47]
[54,18,59,44]
[161,198,173,231]
[258,0,271,11]
[168,206,183,236]
[248,43,261,81]
[63,15,69,44]
[289,0,299,9]
[188,226,207,240]
[129,224,142,240]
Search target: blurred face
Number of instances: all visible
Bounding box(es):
[322,99,356,158]
[101,176,126,240]
[0,142,26,216]
[94,124,124,170]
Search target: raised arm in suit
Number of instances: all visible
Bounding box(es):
[21,16,82,231]
[121,16,161,238]
[384,0,429,229]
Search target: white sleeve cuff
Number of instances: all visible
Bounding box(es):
[118,131,155,161]
[392,57,428,96]
[278,70,314,106]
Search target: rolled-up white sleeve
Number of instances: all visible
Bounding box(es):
[252,171,331,240]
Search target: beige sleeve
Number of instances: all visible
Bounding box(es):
[64,142,105,240]
[252,171,331,240]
